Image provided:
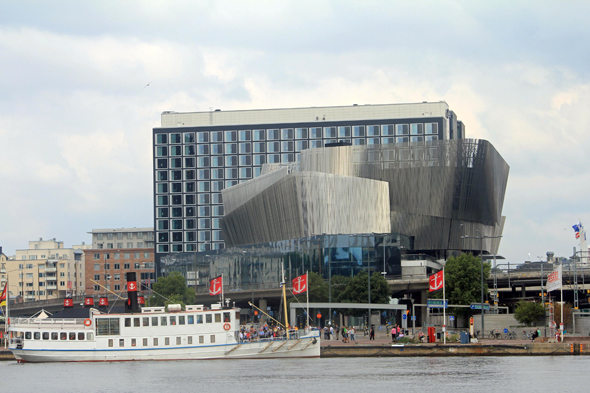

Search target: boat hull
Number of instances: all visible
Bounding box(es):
[10,334,320,363]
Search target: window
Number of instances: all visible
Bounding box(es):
[176,337,181,345]
[165,337,170,346]
[253,129,265,140]
[281,128,294,139]
[367,125,380,136]
[161,317,167,326]
[425,123,438,134]
[411,123,423,135]
[338,126,351,138]
[188,315,194,324]
[295,128,308,139]
[94,264,100,271]
[96,318,120,335]
[396,124,409,135]
[170,316,176,325]
[78,332,85,341]
[188,336,193,344]
[108,339,113,347]
[94,253,100,260]
[153,338,158,346]
[206,314,212,323]
[199,336,204,344]
[210,335,216,343]
[143,338,148,346]
[152,316,158,326]
[197,315,203,324]
[94,274,100,281]
[179,316,185,325]
[267,129,279,140]
[239,130,251,141]
[323,127,336,138]
[215,314,222,323]
[134,318,140,327]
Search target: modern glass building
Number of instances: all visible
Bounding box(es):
[152,102,466,272]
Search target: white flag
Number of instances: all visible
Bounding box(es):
[546,264,562,292]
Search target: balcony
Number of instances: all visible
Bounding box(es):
[46,285,57,290]
[0,268,6,273]
[45,267,57,273]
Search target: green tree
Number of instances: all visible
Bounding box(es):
[148,271,196,308]
[514,301,545,326]
[336,271,390,316]
[438,253,491,317]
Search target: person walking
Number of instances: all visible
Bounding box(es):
[370,325,375,340]
[350,326,356,341]
[391,326,396,341]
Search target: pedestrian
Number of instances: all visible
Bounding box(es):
[350,326,356,341]
[335,325,340,340]
[396,324,401,338]
[329,325,333,340]
[370,325,375,340]
[391,326,396,341]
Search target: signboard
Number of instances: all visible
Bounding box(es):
[411,316,416,321]
[427,299,448,308]
[449,315,455,321]
[470,303,490,310]
[402,314,407,320]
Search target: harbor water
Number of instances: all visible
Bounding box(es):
[1,356,587,393]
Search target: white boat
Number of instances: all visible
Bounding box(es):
[7,303,320,362]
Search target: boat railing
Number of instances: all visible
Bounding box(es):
[236,329,305,343]
[10,317,88,328]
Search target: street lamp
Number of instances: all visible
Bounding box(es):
[461,231,503,334]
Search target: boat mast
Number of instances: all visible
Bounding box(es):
[281,261,289,339]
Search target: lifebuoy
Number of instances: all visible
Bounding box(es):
[84,319,92,327]
[223,323,231,331]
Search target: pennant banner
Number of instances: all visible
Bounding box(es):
[292,274,307,295]
[209,276,222,296]
[429,270,444,292]
[0,284,7,307]
[546,264,562,292]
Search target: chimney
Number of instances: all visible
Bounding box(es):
[125,272,140,313]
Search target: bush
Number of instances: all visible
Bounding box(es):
[514,301,545,326]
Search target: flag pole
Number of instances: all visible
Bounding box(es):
[560,264,564,342]
[221,273,224,307]
[306,271,309,330]
[443,267,446,344]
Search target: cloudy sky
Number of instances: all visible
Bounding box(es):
[1,1,589,264]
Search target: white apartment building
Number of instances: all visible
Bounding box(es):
[2,239,90,302]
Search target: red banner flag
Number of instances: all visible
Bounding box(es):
[292,274,307,295]
[127,281,138,292]
[429,270,444,292]
[209,276,222,296]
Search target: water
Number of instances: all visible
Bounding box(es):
[1,356,587,393]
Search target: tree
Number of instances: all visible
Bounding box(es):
[148,272,196,308]
[514,301,545,326]
[287,272,328,306]
[439,253,491,317]
[336,271,390,316]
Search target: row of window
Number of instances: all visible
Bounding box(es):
[156,207,223,219]
[93,262,149,270]
[155,123,440,145]
[23,331,94,341]
[158,242,223,253]
[93,253,151,260]
[110,335,213,348]
[20,254,69,260]
[154,179,242,194]
[155,136,439,160]
[157,218,220,231]
[96,242,148,249]
[96,232,151,240]
[156,230,222,244]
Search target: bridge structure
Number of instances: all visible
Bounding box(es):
[6,267,590,318]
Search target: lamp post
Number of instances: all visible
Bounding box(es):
[461,231,502,334]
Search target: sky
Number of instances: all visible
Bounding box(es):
[1,0,589,264]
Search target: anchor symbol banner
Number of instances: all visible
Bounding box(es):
[429,270,444,292]
[292,274,307,295]
[209,275,223,296]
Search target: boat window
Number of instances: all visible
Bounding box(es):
[187,315,194,324]
[78,332,85,340]
[170,316,176,325]
[188,336,193,344]
[143,338,148,346]
[60,332,67,340]
[223,312,230,322]
[196,315,203,324]
[125,318,132,327]
[51,332,58,340]
[34,332,40,340]
[131,339,136,347]
[108,339,113,347]
[142,317,149,327]
[42,332,49,340]
[96,318,120,336]
[165,337,170,345]
[179,316,185,325]
[199,336,204,344]
[87,332,94,341]
[214,314,221,323]
[152,316,158,326]
[119,339,124,347]
[25,332,31,340]
[206,314,212,323]
[69,332,76,340]
[134,318,140,327]
[210,335,215,343]
[153,338,158,346]
[161,316,167,326]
